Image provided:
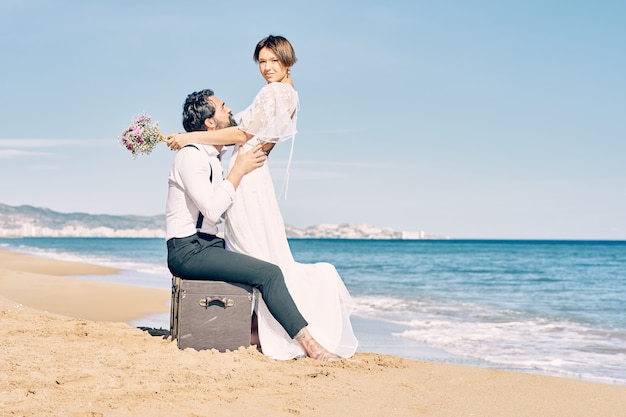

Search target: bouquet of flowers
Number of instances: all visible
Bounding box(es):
[119,113,166,158]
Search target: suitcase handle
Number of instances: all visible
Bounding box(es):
[199,296,235,308]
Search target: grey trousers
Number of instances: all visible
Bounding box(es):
[166,233,308,339]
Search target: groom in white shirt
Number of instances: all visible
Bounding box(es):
[165,89,339,361]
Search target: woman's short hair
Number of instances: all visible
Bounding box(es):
[253,35,297,67]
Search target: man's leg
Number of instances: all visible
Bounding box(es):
[167,235,307,339]
[168,235,340,360]
[198,245,341,360]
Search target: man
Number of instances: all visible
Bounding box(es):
[165,89,338,361]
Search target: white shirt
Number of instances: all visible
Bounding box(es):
[165,144,234,240]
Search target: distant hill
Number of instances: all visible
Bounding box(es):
[0,203,165,238]
[0,203,441,239]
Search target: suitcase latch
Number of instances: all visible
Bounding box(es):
[199,296,235,308]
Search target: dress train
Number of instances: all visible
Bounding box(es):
[225,149,358,359]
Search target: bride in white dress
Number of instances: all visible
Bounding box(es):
[168,35,357,360]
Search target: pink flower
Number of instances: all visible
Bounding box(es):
[119,113,163,158]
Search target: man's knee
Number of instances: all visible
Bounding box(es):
[255,261,284,286]
[264,262,283,279]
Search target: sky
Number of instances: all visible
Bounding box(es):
[1,0,625,240]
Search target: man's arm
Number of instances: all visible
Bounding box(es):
[177,144,265,224]
[226,144,266,189]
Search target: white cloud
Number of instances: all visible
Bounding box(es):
[0,149,47,158]
[305,128,364,135]
[0,139,110,148]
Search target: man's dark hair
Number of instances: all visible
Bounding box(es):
[182,89,215,132]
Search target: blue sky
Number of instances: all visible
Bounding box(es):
[1,0,624,239]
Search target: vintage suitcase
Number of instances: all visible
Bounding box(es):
[170,276,253,351]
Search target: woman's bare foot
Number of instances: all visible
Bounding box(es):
[294,327,341,361]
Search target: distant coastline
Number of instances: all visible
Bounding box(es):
[0,202,445,240]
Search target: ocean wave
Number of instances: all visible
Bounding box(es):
[351,294,626,386]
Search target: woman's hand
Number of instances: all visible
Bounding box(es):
[166,133,190,151]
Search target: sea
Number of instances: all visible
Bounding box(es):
[1,237,625,386]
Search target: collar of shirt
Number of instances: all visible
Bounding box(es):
[192,143,226,160]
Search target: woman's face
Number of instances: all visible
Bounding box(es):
[258,47,289,83]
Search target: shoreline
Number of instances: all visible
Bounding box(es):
[5,242,622,386]
[0,248,170,322]
[1,248,625,416]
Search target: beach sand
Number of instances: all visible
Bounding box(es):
[1,249,625,416]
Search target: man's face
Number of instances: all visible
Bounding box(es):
[208,96,237,130]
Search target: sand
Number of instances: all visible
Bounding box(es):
[1,248,625,416]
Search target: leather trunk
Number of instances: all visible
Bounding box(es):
[170,276,253,351]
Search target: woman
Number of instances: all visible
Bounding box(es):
[167,35,357,360]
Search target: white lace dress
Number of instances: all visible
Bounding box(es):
[224,82,358,359]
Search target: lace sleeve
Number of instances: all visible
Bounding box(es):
[235,83,298,143]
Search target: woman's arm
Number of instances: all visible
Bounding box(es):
[167,127,252,150]
[261,142,276,156]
